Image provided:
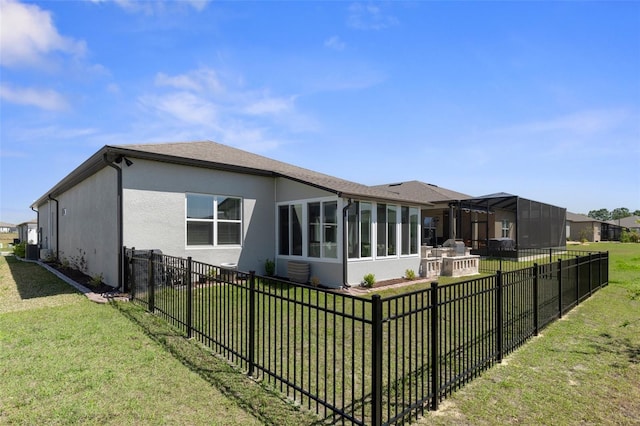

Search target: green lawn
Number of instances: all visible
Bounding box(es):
[0,255,317,425]
[2,241,638,425]
[419,242,640,425]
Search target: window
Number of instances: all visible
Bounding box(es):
[186,194,242,246]
[401,206,419,255]
[376,203,398,256]
[322,201,338,258]
[348,201,373,259]
[280,200,338,259]
[502,219,510,238]
[279,204,303,256]
[376,204,387,256]
[308,202,321,257]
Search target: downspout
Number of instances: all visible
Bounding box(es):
[47,194,59,260]
[103,154,124,292]
[342,198,353,288]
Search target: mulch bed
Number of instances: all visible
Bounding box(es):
[44,261,117,294]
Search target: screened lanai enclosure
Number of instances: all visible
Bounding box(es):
[441,193,566,256]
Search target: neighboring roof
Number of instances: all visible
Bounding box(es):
[610,215,640,229]
[371,180,472,205]
[0,221,16,228]
[32,141,433,208]
[17,219,38,226]
[566,212,600,223]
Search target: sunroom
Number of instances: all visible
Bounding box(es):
[275,196,424,288]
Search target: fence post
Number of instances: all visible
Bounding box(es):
[129,247,136,300]
[597,252,602,289]
[533,264,539,336]
[549,248,552,264]
[148,251,155,313]
[575,255,580,305]
[605,250,611,285]
[430,282,440,410]
[371,294,383,426]
[557,259,563,318]
[248,271,256,377]
[588,253,594,296]
[496,271,503,363]
[187,256,193,338]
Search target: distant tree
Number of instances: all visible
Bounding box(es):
[588,208,610,221]
[633,210,640,217]
[611,207,631,220]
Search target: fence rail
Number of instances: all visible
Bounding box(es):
[477,246,607,273]
[124,247,608,425]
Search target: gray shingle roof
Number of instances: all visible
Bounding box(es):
[371,180,472,204]
[115,141,432,205]
[566,212,599,223]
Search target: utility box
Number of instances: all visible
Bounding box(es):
[26,244,39,260]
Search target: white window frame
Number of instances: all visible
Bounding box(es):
[185,193,243,248]
[501,219,510,238]
[278,197,340,261]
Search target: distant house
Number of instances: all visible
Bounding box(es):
[16,220,38,244]
[0,222,16,233]
[374,182,566,252]
[614,215,640,234]
[566,212,623,242]
[566,212,604,242]
[31,141,431,290]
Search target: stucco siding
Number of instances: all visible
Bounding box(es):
[275,177,335,202]
[122,159,276,273]
[49,167,119,286]
[347,257,421,286]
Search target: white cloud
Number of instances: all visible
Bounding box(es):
[500,109,631,136]
[243,95,295,116]
[347,3,398,30]
[155,68,224,93]
[0,0,86,68]
[139,92,218,127]
[134,67,316,151]
[324,36,346,51]
[88,0,210,14]
[0,83,68,111]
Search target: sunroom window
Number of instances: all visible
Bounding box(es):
[280,200,338,259]
[308,201,338,258]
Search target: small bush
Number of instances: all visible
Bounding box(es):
[621,230,640,243]
[13,242,26,258]
[264,258,275,276]
[405,269,416,280]
[362,273,375,288]
[89,273,104,287]
[310,276,321,287]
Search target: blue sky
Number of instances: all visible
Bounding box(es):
[1,0,639,224]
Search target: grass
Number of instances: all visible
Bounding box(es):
[0,255,318,425]
[0,232,18,254]
[419,242,640,425]
[2,242,638,425]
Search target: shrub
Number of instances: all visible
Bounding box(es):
[621,230,640,243]
[362,273,375,288]
[89,273,104,287]
[310,276,321,287]
[13,242,26,258]
[264,258,275,276]
[405,269,416,280]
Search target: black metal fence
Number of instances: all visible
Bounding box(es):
[477,246,609,273]
[124,247,608,425]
